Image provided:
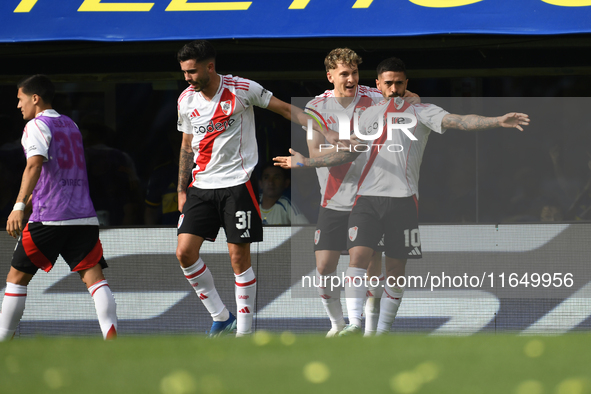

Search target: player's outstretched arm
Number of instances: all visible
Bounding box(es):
[266,96,341,145]
[442,112,530,131]
[177,133,194,213]
[6,155,43,239]
[274,148,359,169]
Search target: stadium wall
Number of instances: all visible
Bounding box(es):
[1,224,589,337]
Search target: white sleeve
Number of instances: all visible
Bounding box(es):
[22,119,51,160]
[239,78,273,109]
[413,104,450,134]
[177,103,192,135]
[290,201,310,225]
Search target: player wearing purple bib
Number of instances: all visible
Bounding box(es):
[0,75,117,341]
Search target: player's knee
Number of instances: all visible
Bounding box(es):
[176,246,198,266]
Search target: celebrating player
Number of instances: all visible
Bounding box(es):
[275,57,529,335]
[0,75,117,341]
[304,48,421,337]
[175,40,334,337]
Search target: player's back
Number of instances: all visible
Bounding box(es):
[29,113,96,222]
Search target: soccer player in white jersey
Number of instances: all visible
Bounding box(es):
[0,75,117,341]
[304,48,383,337]
[175,40,332,337]
[276,57,529,336]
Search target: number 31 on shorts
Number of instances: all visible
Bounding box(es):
[236,211,252,229]
[404,228,421,247]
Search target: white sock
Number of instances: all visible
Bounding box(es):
[376,284,404,335]
[364,275,385,336]
[0,283,27,341]
[235,267,256,335]
[316,269,345,330]
[344,267,367,327]
[88,280,118,340]
[182,258,228,321]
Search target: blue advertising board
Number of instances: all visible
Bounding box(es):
[1,0,591,42]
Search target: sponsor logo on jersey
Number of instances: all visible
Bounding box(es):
[59,178,83,186]
[193,118,235,134]
[349,226,358,241]
[314,229,321,245]
[27,145,37,152]
[220,100,232,116]
[190,108,200,118]
[260,88,269,97]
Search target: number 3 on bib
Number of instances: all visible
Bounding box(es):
[236,211,252,229]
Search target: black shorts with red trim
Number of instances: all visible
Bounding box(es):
[178,181,263,244]
[347,195,421,259]
[314,207,385,253]
[11,222,107,275]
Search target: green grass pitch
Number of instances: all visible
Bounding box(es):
[2,333,591,394]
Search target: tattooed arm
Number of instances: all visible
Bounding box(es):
[274,148,360,169]
[442,112,530,131]
[177,133,194,213]
[6,155,43,238]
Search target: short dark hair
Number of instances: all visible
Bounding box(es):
[17,74,55,104]
[261,161,289,179]
[177,40,216,63]
[376,57,407,78]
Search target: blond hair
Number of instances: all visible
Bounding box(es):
[324,48,362,72]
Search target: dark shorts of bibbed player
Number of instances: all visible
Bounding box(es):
[314,206,385,254]
[178,181,263,244]
[11,222,107,275]
[347,195,422,260]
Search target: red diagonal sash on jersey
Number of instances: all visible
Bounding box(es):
[355,98,410,201]
[191,89,235,185]
[321,96,376,207]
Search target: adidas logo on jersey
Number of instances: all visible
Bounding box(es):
[240,230,250,238]
[190,109,200,118]
[408,247,421,256]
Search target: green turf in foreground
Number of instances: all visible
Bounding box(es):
[1,332,591,394]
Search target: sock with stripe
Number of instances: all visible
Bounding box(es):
[0,283,27,342]
[88,280,118,340]
[182,258,229,322]
[316,269,345,331]
[235,267,256,336]
[344,267,368,328]
[364,275,385,336]
[376,284,404,335]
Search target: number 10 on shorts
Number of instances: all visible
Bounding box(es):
[404,229,421,247]
[236,211,252,229]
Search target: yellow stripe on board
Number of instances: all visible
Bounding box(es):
[541,0,591,6]
[409,0,482,7]
[289,0,311,9]
[166,0,252,11]
[14,0,38,13]
[352,0,373,8]
[78,0,154,12]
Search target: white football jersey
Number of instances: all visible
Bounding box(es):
[356,98,449,199]
[304,85,383,211]
[177,74,273,189]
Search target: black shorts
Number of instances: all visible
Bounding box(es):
[314,207,350,251]
[347,195,421,259]
[314,207,385,253]
[178,181,263,244]
[11,223,107,275]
